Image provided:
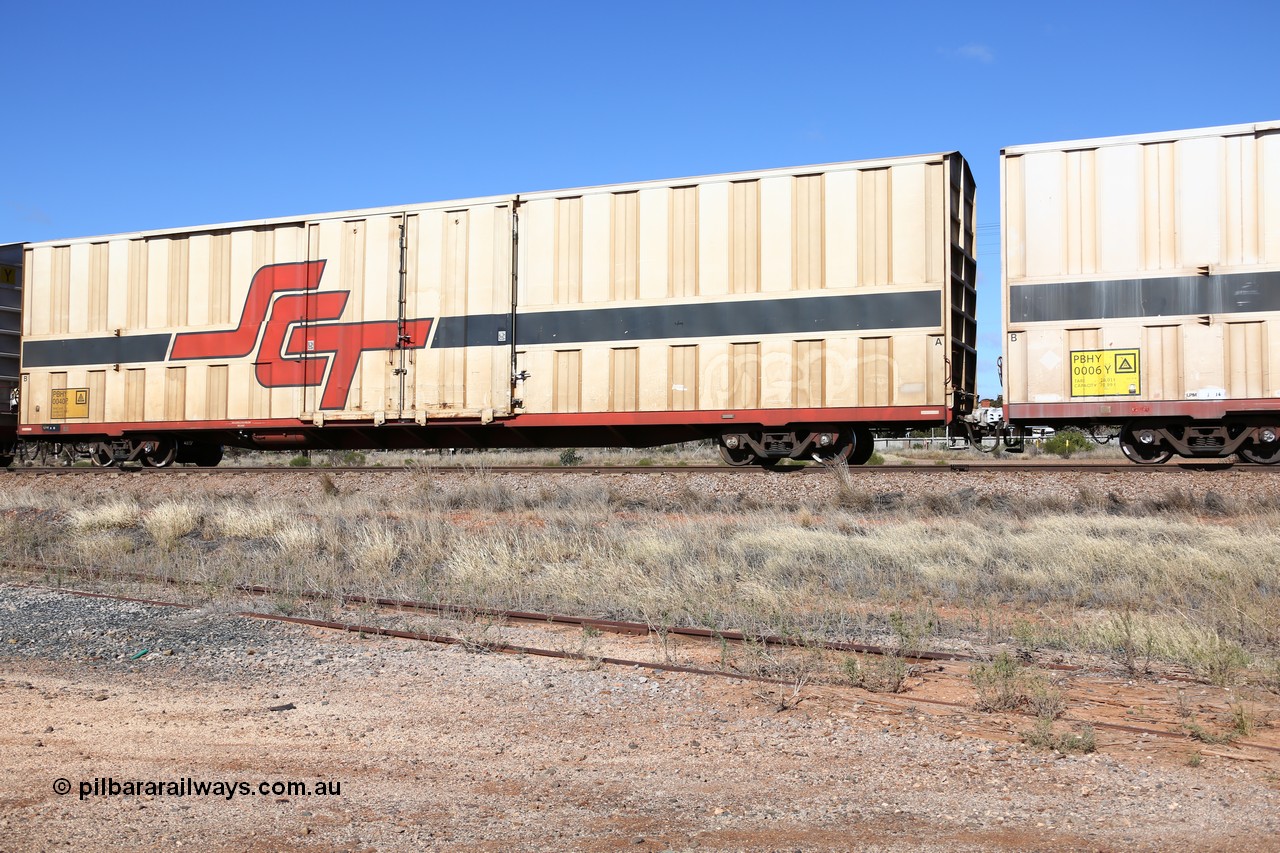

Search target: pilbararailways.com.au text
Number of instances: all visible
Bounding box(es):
[56,777,342,801]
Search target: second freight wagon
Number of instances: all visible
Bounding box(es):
[997,120,1280,463]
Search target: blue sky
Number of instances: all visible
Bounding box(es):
[4,1,1278,397]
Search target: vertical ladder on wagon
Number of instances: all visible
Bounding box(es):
[394,214,411,419]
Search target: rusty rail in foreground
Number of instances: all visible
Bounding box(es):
[20,582,1280,756]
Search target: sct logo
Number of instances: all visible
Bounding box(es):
[170,261,432,410]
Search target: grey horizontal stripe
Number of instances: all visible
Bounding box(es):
[432,314,513,348]
[24,290,942,364]
[1010,271,1280,323]
[437,291,937,349]
[22,333,173,368]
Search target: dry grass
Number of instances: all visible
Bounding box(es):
[273,520,321,556]
[212,504,287,539]
[68,499,140,533]
[144,501,201,550]
[7,473,1280,688]
[73,533,135,564]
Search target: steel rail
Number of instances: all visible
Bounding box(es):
[0,561,1227,683]
[0,461,1266,475]
[37,586,794,684]
[0,561,972,663]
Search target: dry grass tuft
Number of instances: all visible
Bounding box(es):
[844,654,911,693]
[144,501,201,550]
[212,505,287,539]
[273,519,321,556]
[69,499,140,533]
[351,525,402,577]
[73,534,136,564]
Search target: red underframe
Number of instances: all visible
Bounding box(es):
[1009,398,1280,422]
[19,405,953,438]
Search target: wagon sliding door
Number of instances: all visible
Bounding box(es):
[300,212,423,420]
[300,203,514,423]
[408,202,515,422]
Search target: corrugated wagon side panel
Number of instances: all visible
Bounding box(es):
[404,201,513,418]
[759,176,792,293]
[889,163,928,286]
[514,157,958,423]
[1263,133,1280,265]
[1096,145,1143,273]
[637,187,669,301]
[1004,122,1280,414]
[824,171,858,290]
[791,174,823,291]
[824,337,857,405]
[19,153,962,444]
[668,186,698,298]
[697,182,730,297]
[65,243,89,335]
[24,247,50,338]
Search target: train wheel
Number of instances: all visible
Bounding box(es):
[717,443,758,467]
[0,453,12,468]
[139,438,177,468]
[1119,425,1172,465]
[1237,427,1280,464]
[848,426,876,466]
[90,443,116,467]
[1240,444,1280,465]
[193,444,224,467]
[808,432,860,466]
[812,443,853,465]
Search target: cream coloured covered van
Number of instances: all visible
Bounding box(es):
[18,152,976,466]
[1001,120,1280,462]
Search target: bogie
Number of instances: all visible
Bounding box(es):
[717,426,875,469]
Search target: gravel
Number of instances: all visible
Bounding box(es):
[2,583,1279,851]
[6,464,1279,512]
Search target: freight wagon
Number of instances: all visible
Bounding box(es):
[973,120,1280,463]
[0,243,19,457]
[7,152,978,467]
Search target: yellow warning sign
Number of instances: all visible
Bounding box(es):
[50,388,90,419]
[1070,349,1140,397]
[0,265,17,286]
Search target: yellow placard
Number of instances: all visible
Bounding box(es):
[1070,349,1140,397]
[50,388,90,419]
[0,265,17,286]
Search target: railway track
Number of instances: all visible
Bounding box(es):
[5,563,1196,680]
[7,562,1278,757]
[6,563,1218,685]
[0,561,972,664]
[0,460,1265,475]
